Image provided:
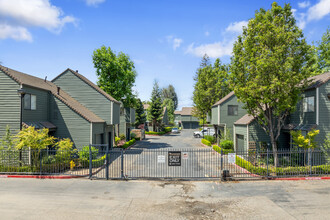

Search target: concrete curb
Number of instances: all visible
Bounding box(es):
[0,174,84,179]
[271,176,330,181]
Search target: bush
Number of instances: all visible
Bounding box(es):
[130,133,137,140]
[220,140,234,150]
[145,131,166,135]
[115,137,121,145]
[212,145,234,154]
[122,139,136,149]
[55,138,77,162]
[79,146,99,160]
[201,139,211,147]
[119,134,126,141]
[164,127,173,133]
[204,135,215,144]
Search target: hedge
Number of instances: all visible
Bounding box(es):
[201,139,211,146]
[122,139,136,149]
[145,131,166,135]
[212,145,234,155]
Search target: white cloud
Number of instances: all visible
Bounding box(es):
[85,0,106,7]
[298,1,311,8]
[292,9,307,29]
[225,20,248,33]
[205,31,210,36]
[307,0,330,21]
[0,0,76,41]
[166,35,183,50]
[0,23,32,42]
[186,41,233,58]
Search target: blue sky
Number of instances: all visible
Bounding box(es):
[1,0,329,110]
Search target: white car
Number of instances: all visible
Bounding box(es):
[193,128,215,138]
[171,127,180,133]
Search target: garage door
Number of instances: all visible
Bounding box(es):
[182,122,199,129]
[236,134,245,153]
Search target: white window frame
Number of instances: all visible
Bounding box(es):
[303,96,314,113]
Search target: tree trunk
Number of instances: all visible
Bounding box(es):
[270,132,279,167]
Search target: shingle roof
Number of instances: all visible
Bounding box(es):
[174,110,181,115]
[212,91,235,107]
[234,114,255,125]
[53,68,120,104]
[178,107,194,116]
[0,65,104,123]
[306,72,330,89]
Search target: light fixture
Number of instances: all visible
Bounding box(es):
[17,88,26,96]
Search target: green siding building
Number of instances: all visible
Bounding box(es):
[0,66,120,149]
[174,107,199,129]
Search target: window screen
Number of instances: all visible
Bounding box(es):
[228,105,238,116]
[303,96,314,112]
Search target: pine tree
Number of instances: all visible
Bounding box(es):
[134,98,146,128]
[149,81,163,131]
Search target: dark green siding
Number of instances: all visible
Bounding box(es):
[92,123,105,145]
[50,96,90,149]
[22,86,49,122]
[219,95,247,140]
[0,71,20,136]
[181,115,199,122]
[290,89,316,124]
[317,82,330,146]
[211,106,218,125]
[234,125,247,151]
[112,103,120,124]
[52,70,112,124]
[248,121,270,147]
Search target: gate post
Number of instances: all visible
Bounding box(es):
[121,149,124,179]
[89,144,92,179]
[266,149,269,179]
[220,148,223,171]
[105,144,109,180]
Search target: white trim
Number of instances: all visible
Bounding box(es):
[233,125,236,151]
[316,87,319,125]
[246,125,249,151]
[110,101,114,125]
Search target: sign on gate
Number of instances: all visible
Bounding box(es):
[182,152,188,159]
[228,153,236,164]
[168,151,181,166]
[157,155,165,163]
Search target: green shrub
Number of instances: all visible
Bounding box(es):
[212,145,234,154]
[220,140,234,150]
[204,135,215,144]
[145,131,166,135]
[55,138,77,162]
[130,133,137,140]
[122,139,136,149]
[115,137,120,145]
[201,139,211,147]
[79,146,99,160]
[164,127,173,133]
[119,134,126,140]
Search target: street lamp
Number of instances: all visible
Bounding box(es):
[17,88,26,130]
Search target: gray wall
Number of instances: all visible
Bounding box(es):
[22,85,49,122]
[0,71,20,136]
[52,70,112,124]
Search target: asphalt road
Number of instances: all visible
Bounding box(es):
[0,178,329,219]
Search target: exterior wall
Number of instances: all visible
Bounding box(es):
[22,85,49,122]
[219,95,247,141]
[92,122,105,145]
[119,114,127,135]
[174,114,181,123]
[248,121,270,148]
[290,89,317,125]
[317,81,330,146]
[211,106,218,125]
[112,102,120,124]
[52,70,112,124]
[234,125,248,152]
[0,71,20,136]
[181,115,199,122]
[50,96,90,149]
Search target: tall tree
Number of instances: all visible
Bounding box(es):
[149,81,163,131]
[314,28,330,74]
[161,85,178,110]
[93,46,137,107]
[134,98,146,128]
[162,98,175,123]
[193,55,230,119]
[230,2,315,166]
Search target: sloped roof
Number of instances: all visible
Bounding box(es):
[53,68,120,104]
[234,114,255,125]
[212,91,235,107]
[143,104,150,110]
[179,107,194,116]
[306,72,330,89]
[174,110,181,115]
[0,65,104,123]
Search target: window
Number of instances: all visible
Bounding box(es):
[228,105,238,116]
[24,94,36,110]
[303,96,314,112]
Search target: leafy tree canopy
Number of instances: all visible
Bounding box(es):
[230,2,315,166]
[149,81,163,131]
[161,85,178,110]
[93,45,137,107]
[162,98,175,123]
[313,28,330,75]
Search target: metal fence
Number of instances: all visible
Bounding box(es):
[0,146,329,180]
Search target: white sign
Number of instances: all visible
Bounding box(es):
[182,152,188,159]
[157,155,165,163]
[228,153,236,164]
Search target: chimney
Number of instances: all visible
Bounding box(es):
[76,70,78,73]
[44,76,47,82]
[57,87,60,95]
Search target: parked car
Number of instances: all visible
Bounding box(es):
[171,127,180,133]
[193,128,215,138]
